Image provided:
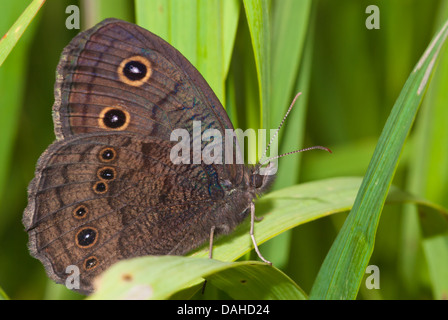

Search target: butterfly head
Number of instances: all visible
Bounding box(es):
[249,162,277,196]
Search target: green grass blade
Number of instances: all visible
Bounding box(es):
[242,0,270,132]
[135,0,168,40]
[136,0,239,105]
[206,263,307,300]
[422,236,448,299]
[0,0,44,66]
[309,20,448,300]
[254,0,312,267]
[402,5,448,299]
[226,18,260,164]
[0,285,9,300]
[81,0,134,29]
[270,0,311,136]
[271,0,313,190]
[89,256,306,299]
[0,0,41,206]
[222,0,240,80]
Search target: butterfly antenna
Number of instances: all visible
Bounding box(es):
[259,145,332,167]
[259,92,302,165]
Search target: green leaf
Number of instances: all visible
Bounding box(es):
[206,262,307,300]
[0,285,9,300]
[270,0,311,134]
[242,0,270,132]
[263,1,314,266]
[0,0,44,66]
[81,0,134,29]
[135,0,239,105]
[422,236,448,300]
[271,0,313,188]
[402,6,448,298]
[90,256,306,299]
[0,0,41,209]
[309,20,448,300]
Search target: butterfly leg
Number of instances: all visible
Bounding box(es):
[202,225,216,295]
[250,202,272,265]
[208,225,216,259]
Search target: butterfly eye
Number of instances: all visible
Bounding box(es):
[250,174,264,189]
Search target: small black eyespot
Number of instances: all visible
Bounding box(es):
[94,181,107,193]
[103,109,127,129]
[123,60,147,81]
[76,228,98,248]
[98,168,115,180]
[73,205,88,219]
[84,256,99,270]
[100,148,116,162]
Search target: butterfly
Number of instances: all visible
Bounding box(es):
[23,18,329,295]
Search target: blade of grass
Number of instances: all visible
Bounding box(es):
[196,0,224,105]
[422,236,448,299]
[270,0,311,142]
[136,0,239,105]
[0,0,42,205]
[222,0,240,80]
[90,256,306,299]
[271,1,313,190]
[206,262,307,300]
[403,4,448,298]
[242,0,270,133]
[0,285,9,300]
[0,0,45,66]
[226,17,260,164]
[262,2,315,267]
[81,0,134,29]
[135,0,170,42]
[309,20,448,300]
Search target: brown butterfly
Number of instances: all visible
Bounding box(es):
[23,18,329,294]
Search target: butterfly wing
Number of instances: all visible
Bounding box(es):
[53,18,233,140]
[54,18,244,184]
[24,132,249,293]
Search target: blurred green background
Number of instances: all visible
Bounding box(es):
[1,0,447,299]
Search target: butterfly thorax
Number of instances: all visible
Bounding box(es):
[211,163,276,235]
